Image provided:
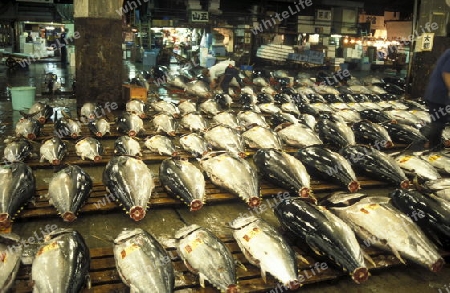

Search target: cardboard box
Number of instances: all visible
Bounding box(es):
[308,50,324,64]
[343,48,353,58]
[288,52,309,62]
[122,84,147,102]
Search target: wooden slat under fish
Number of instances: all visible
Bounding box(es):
[9,235,418,293]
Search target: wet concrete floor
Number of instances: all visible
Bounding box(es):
[0,61,449,292]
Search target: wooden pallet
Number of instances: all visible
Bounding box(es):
[10,236,408,293]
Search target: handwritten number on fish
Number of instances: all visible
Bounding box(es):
[37,242,58,256]
[185,238,203,253]
[243,227,261,242]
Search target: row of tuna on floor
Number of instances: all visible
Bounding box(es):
[7,95,447,165]
[5,96,450,199]
[1,188,449,292]
[157,65,407,100]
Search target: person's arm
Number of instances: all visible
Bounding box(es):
[443,72,450,96]
[441,52,450,96]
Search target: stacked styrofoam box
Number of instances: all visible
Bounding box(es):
[352,47,363,58]
[327,45,336,58]
[322,27,331,34]
[360,57,370,71]
[23,43,34,55]
[19,35,26,53]
[329,57,344,72]
[332,57,345,68]
[352,49,362,58]
[298,16,314,34]
[256,44,295,61]
[314,20,331,35]
[70,52,75,66]
[185,0,201,10]
[209,0,221,15]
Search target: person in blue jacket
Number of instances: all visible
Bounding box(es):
[422,48,450,150]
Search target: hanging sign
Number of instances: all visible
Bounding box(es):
[190,11,209,23]
[421,33,434,51]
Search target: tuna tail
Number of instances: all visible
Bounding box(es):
[384,141,394,148]
[287,280,301,290]
[348,181,361,193]
[351,267,369,284]
[299,187,310,198]
[62,211,77,222]
[430,258,445,273]
[0,213,11,229]
[238,152,247,158]
[190,199,203,211]
[129,206,146,221]
[227,284,238,293]
[400,179,410,189]
[299,189,318,205]
[248,196,261,207]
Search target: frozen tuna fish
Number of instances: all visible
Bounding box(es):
[114,228,175,293]
[103,156,155,221]
[47,165,92,222]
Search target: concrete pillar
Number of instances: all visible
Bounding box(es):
[74,0,125,108]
